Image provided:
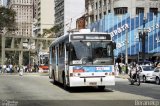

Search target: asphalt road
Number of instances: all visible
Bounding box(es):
[0,74,159,106]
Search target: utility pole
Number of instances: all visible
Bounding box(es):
[125,27,129,74]
[125,28,128,65]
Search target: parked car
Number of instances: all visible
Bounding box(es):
[152,67,160,85]
[138,65,155,83]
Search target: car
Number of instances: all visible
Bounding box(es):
[138,65,155,83]
[152,67,160,85]
[138,60,152,65]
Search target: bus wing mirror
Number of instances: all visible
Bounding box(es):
[113,42,116,49]
[66,43,70,51]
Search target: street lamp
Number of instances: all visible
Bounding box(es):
[138,17,148,62]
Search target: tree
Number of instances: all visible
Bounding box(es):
[42,25,61,38]
[50,25,61,34]
[0,6,16,63]
[0,6,16,30]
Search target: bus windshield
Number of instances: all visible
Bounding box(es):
[70,41,113,65]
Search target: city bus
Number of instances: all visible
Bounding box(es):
[49,29,116,90]
[38,52,49,73]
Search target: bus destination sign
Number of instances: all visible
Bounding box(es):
[71,34,111,40]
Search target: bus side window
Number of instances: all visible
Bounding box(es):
[52,46,55,59]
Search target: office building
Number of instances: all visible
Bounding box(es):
[33,0,55,37]
[86,0,160,61]
[54,0,85,36]
[7,0,33,37]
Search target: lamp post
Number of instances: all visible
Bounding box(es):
[138,17,148,62]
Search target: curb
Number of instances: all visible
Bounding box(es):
[0,73,49,76]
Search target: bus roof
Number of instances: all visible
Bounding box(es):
[49,31,111,48]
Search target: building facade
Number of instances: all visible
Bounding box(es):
[86,0,160,62]
[7,0,33,37]
[85,0,160,27]
[0,0,4,6]
[33,0,55,37]
[54,0,85,36]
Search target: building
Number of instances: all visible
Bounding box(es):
[7,0,33,37]
[85,0,160,26]
[86,0,160,62]
[0,0,4,6]
[33,0,55,37]
[54,0,85,36]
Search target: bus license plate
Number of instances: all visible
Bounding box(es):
[89,82,97,86]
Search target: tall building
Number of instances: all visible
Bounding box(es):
[85,0,160,26]
[0,0,4,6]
[33,0,55,37]
[7,0,33,37]
[54,0,85,36]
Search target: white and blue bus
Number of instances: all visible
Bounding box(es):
[49,29,116,90]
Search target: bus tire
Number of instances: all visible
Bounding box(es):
[52,70,57,85]
[62,72,67,89]
[98,86,105,90]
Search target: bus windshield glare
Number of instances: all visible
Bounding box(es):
[69,41,114,65]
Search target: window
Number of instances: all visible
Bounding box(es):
[136,7,144,14]
[52,46,55,59]
[150,8,158,15]
[114,7,128,15]
[99,13,102,19]
[103,0,106,6]
[95,15,98,21]
[99,0,102,8]
[104,11,106,16]
[95,2,98,9]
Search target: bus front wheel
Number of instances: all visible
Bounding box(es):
[62,72,67,89]
[98,86,105,90]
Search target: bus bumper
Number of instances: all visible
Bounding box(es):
[69,76,115,87]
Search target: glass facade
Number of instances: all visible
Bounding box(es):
[89,13,160,58]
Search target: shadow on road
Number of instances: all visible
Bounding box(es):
[49,81,113,93]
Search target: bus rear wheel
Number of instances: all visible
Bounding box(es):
[52,71,57,85]
[98,86,105,90]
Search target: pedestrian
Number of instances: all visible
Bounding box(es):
[115,63,119,76]
[9,64,13,73]
[6,65,10,73]
[19,65,23,76]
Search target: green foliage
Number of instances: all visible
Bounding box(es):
[0,6,16,30]
[42,24,61,37]
[50,25,61,33]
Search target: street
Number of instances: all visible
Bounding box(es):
[0,74,159,106]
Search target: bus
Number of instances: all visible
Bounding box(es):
[38,52,49,73]
[49,29,116,90]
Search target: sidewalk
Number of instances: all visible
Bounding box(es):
[0,72,49,76]
[115,74,129,79]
